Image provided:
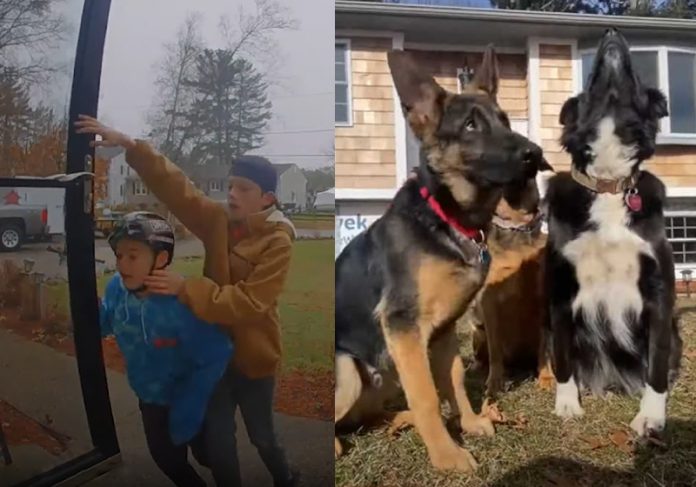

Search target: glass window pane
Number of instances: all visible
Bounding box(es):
[335,44,346,63]
[668,52,696,134]
[673,227,685,239]
[335,85,347,104]
[335,63,346,82]
[632,51,659,89]
[335,103,348,123]
[582,53,594,89]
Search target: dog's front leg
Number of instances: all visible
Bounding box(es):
[551,304,584,418]
[431,327,495,437]
[630,306,672,437]
[479,293,505,399]
[384,325,478,473]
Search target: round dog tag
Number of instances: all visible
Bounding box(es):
[625,189,642,212]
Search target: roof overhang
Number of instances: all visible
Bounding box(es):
[336,1,696,48]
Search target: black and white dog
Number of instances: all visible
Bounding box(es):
[545,28,682,437]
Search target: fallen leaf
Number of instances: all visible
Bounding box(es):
[609,430,634,454]
[512,412,529,430]
[482,401,507,423]
[581,435,611,450]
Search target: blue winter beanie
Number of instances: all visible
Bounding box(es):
[230,155,277,194]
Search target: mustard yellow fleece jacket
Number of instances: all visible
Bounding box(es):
[126,140,296,378]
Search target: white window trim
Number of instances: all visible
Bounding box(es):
[209,179,221,192]
[133,179,148,196]
[578,45,696,144]
[335,39,353,128]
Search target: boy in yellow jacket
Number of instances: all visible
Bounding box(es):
[76,115,299,487]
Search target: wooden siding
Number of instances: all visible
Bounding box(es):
[335,37,396,190]
[405,50,528,119]
[646,146,696,187]
[539,44,573,171]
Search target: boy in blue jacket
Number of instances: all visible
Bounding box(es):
[99,211,232,487]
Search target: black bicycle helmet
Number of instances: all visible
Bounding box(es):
[108,211,175,266]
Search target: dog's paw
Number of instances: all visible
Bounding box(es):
[461,414,495,437]
[430,445,478,473]
[554,395,584,419]
[537,366,556,391]
[334,437,343,459]
[630,412,665,437]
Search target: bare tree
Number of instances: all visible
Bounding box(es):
[147,12,203,161]
[148,1,296,164]
[218,0,297,86]
[0,0,68,85]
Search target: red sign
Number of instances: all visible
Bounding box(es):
[3,190,20,205]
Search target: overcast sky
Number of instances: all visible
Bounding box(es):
[46,0,332,170]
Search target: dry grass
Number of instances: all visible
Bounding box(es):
[335,301,696,487]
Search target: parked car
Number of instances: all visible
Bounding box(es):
[0,204,49,251]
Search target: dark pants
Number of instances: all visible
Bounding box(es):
[202,366,294,487]
[139,401,207,487]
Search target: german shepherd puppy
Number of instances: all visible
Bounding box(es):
[546,28,682,437]
[469,170,555,400]
[335,47,548,472]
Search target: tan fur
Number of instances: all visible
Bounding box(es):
[417,256,484,336]
[471,220,556,398]
[383,327,478,473]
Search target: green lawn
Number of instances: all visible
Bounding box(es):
[46,239,334,373]
[336,305,696,487]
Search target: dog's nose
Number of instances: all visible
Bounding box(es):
[520,145,543,166]
[605,27,618,37]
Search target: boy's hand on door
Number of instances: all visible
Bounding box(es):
[74,115,136,150]
[144,270,186,296]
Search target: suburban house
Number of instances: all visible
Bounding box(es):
[95,146,128,207]
[335,0,696,274]
[274,163,308,211]
[124,161,308,211]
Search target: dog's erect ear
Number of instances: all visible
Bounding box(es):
[559,96,580,127]
[646,87,668,119]
[469,45,499,99]
[388,50,446,143]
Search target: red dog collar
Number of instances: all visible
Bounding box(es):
[420,187,484,242]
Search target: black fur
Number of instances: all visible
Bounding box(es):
[546,29,682,410]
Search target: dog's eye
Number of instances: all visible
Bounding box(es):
[464,119,477,132]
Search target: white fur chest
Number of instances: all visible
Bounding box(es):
[561,193,653,351]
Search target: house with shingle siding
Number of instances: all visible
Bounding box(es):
[335,1,696,275]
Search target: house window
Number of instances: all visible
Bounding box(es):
[665,212,696,265]
[580,47,696,140]
[120,165,124,175]
[209,179,221,192]
[335,40,352,126]
[119,184,124,196]
[133,180,149,195]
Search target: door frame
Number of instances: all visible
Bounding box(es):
[0,1,120,485]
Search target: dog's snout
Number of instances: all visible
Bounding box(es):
[605,27,618,37]
[520,144,542,166]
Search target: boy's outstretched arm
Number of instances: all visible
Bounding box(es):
[178,233,292,330]
[74,115,221,241]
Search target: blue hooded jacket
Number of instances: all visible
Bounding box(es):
[99,273,232,445]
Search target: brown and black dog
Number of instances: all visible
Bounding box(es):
[469,174,556,401]
[334,47,549,473]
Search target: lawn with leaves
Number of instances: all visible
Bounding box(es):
[336,302,696,487]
